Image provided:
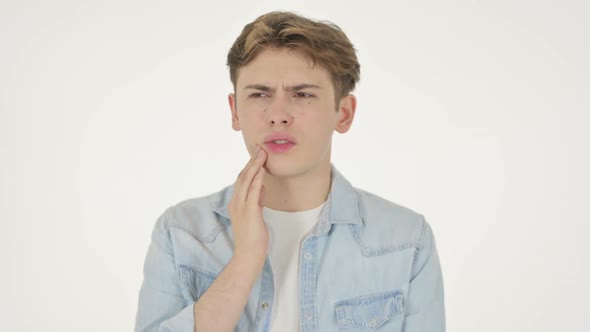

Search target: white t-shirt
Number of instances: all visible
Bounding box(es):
[262,202,325,332]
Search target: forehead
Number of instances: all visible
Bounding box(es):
[236,47,333,89]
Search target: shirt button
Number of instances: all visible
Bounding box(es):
[304,313,313,320]
[304,252,312,260]
[261,302,269,309]
[368,318,378,327]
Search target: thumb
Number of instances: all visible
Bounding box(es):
[258,184,266,206]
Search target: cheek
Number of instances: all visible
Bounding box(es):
[236,112,264,141]
[303,116,337,146]
[302,104,338,128]
[242,98,271,111]
[237,107,265,126]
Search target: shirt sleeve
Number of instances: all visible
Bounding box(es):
[134,208,196,332]
[402,218,446,332]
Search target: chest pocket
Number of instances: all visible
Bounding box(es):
[177,264,217,301]
[334,290,405,330]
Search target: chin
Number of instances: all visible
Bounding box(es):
[264,160,304,178]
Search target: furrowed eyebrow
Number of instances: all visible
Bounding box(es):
[243,84,271,91]
[242,83,321,92]
[285,84,321,92]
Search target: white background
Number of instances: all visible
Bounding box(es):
[1,0,588,331]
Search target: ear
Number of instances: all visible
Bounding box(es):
[228,93,241,131]
[335,94,357,134]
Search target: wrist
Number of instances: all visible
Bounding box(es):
[232,247,266,263]
[231,249,267,273]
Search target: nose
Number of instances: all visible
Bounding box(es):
[265,97,294,126]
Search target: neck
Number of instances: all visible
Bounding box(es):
[262,163,332,212]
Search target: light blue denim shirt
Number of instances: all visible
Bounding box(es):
[135,166,445,331]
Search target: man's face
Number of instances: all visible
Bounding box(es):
[229,47,355,178]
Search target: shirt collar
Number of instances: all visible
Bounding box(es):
[212,165,363,229]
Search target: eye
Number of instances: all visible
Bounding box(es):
[249,92,268,98]
[295,92,314,98]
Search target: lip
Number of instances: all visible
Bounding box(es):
[263,132,297,144]
[263,132,297,153]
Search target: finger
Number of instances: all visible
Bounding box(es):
[246,166,265,205]
[236,145,261,179]
[236,148,266,202]
[235,145,262,192]
[258,184,266,207]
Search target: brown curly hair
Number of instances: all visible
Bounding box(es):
[227,11,360,102]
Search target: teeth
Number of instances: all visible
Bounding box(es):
[272,140,289,144]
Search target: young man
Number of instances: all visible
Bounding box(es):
[135,11,445,332]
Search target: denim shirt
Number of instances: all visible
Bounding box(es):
[135,166,445,331]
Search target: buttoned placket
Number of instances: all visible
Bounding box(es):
[299,235,319,332]
[254,257,275,332]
